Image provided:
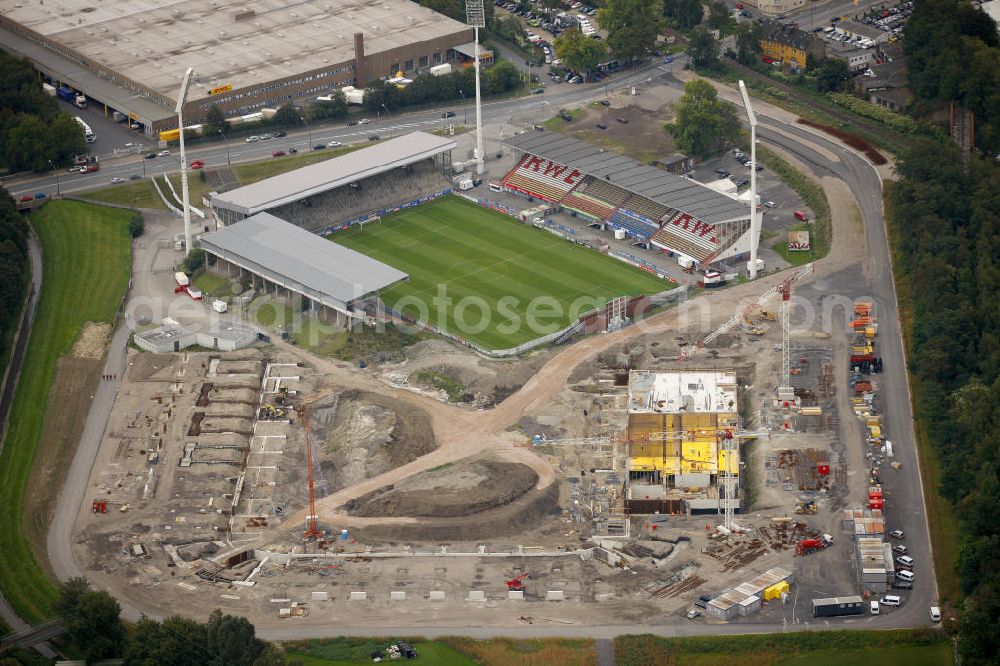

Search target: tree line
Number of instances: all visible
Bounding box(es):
[0,186,30,381]
[890,142,1000,663]
[0,50,88,173]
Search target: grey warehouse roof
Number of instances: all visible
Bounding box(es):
[199,212,408,305]
[501,132,750,225]
[0,0,470,106]
[211,132,456,216]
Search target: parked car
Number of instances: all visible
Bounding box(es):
[559,110,573,121]
[260,133,272,140]
[368,134,380,141]
[246,136,259,143]
[596,122,607,129]
[892,545,908,555]
[442,111,456,118]
[892,580,913,590]
[273,131,287,138]
[881,595,902,607]
[346,120,358,126]
[145,152,157,159]
[616,117,628,124]
[890,530,904,539]
[18,195,33,203]
[288,148,298,154]
[158,150,170,157]
[272,150,286,157]
[327,141,342,147]
[870,600,880,615]
[686,609,701,619]
[737,178,750,187]
[930,606,941,623]
[763,200,776,208]
[80,164,100,173]
[896,555,914,568]
[599,99,611,106]
[358,118,372,124]
[129,174,141,181]
[110,177,125,184]
[313,144,326,150]
[530,87,545,94]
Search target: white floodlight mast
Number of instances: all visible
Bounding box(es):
[176,67,195,257]
[466,0,486,175]
[738,80,761,280]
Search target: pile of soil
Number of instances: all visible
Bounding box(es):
[312,390,435,492]
[346,459,538,518]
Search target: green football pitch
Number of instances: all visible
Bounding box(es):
[330,196,669,350]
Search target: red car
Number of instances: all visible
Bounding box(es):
[736,2,744,8]
[271,150,286,157]
[80,164,100,173]
[18,195,33,203]
[189,160,204,169]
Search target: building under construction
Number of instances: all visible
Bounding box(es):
[625,370,742,515]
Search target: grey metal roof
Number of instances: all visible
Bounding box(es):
[211,132,456,216]
[199,212,407,304]
[501,132,750,225]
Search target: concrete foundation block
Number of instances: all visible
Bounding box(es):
[508,590,524,600]
[467,590,486,601]
[429,590,446,601]
[390,591,406,601]
[546,590,565,601]
[310,591,329,601]
[349,591,367,601]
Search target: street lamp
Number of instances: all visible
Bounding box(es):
[47,159,60,197]
[218,129,231,165]
[459,89,467,125]
[300,116,313,149]
[465,0,486,175]
[176,66,195,257]
[738,80,762,280]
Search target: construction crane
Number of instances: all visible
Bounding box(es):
[678,263,814,363]
[717,427,768,530]
[776,264,814,401]
[302,405,321,540]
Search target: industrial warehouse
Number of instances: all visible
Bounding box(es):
[0,0,479,132]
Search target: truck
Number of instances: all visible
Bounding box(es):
[458,177,474,191]
[429,63,453,77]
[812,595,864,618]
[57,86,87,108]
[42,83,56,97]
[884,440,894,457]
[174,272,190,288]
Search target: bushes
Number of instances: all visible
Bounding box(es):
[827,92,921,134]
[128,211,145,238]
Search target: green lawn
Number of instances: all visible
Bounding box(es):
[0,201,132,622]
[284,639,474,665]
[331,196,669,350]
[79,172,215,211]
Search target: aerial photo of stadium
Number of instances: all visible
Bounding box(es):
[331,195,668,349]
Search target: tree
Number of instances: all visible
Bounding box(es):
[663,0,703,30]
[309,89,348,121]
[363,79,404,114]
[203,105,227,136]
[597,0,662,62]
[56,579,125,664]
[667,78,739,157]
[555,29,608,76]
[707,1,732,31]
[128,212,145,238]
[687,27,718,68]
[180,248,206,274]
[734,22,762,66]
[814,58,850,92]
[273,103,302,128]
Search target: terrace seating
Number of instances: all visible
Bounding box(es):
[622,194,671,223]
[501,153,582,202]
[608,209,656,240]
[577,176,630,207]
[650,212,721,263]
[561,190,615,220]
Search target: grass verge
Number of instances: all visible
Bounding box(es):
[756,144,831,261]
[77,172,215,211]
[614,629,948,666]
[282,637,474,665]
[332,196,668,350]
[883,183,961,608]
[439,636,597,666]
[0,200,131,623]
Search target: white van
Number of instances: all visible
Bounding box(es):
[930,606,941,622]
[870,600,880,615]
[881,595,902,606]
[896,570,915,582]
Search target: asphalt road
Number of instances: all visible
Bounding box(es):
[36,57,937,637]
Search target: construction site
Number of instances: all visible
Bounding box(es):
[68,257,912,629]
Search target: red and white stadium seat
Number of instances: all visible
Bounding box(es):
[501,154,583,202]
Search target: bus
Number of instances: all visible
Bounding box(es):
[73,116,96,143]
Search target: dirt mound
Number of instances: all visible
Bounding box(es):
[349,481,562,543]
[72,322,111,359]
[126,352,178,382]
[311,390,435,493]
[346,459,538,518]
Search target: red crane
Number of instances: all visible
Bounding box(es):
[506,573,528,591]
[303,405,321,540]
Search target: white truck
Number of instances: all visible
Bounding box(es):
[174,272,190,287]
[884,440,894,458]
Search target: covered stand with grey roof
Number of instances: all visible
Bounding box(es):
[501,132,749,226]
[199,212,408,318]
[210,132,456,224]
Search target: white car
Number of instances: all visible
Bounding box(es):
[110,177,125,184]
[157,150,170,157]
[763,200,776,208]
[246,135,259,143]
[358,118,372,124]
[260,133,272,140]
[327,140,342,148]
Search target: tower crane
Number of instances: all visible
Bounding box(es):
[678,263,813,363]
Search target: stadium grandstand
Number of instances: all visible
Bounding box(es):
[209,132,455,229]
[0,0,483,133]
[500,132,754,266]
[200,212,408,325]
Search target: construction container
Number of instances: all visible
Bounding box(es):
[817,462,831,476]
[738,595,762,616]
[869,497,884,510]
[869,485,883,499]
[764,580,790,601]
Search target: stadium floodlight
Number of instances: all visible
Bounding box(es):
[176,67,195,256]
[738,80,762,280]
[466,0,485,175]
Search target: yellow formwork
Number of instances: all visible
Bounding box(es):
[764,580,789,600]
